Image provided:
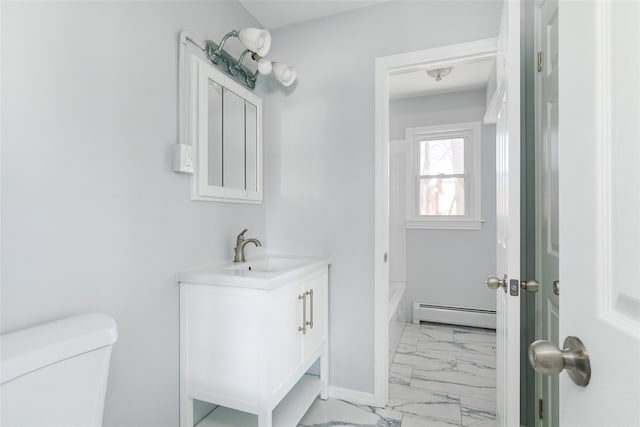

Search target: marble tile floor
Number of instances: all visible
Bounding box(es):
[298,322,496,427]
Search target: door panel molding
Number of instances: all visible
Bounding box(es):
[595,1,640,335]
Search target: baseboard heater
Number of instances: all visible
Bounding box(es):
[413,303,496,329]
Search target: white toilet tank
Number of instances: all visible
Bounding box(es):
[0,314,118,427]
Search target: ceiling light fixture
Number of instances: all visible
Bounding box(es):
[426,67,453,81]
[184,28,296,90]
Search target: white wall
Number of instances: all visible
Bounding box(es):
[1,2,265,425]
[389,90,497,321]
[263,2,501,394]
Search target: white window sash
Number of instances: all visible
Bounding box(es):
[405,122,482,230]
[415,173,469,217]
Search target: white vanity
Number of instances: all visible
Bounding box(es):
[177,34,325,426]
[178,255,330,427]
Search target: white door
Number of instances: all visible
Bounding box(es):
[493,1,521,426]
[557,1,640,425]
[535,0,559,424]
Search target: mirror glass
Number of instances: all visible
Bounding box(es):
[192,57,262,203]
[222,89,246,190]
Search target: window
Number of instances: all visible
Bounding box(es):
[406,122,482,230]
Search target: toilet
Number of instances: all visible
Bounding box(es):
[0,314,118,427]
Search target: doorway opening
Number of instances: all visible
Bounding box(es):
[374,39,501,421]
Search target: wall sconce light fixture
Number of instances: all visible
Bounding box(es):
[188,28,296,90]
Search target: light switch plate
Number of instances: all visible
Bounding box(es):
[173,144,194,174]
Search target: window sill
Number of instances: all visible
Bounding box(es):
[405,218,484,230]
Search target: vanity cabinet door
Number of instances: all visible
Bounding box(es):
[301,271,327,360]
[267,282,304,395]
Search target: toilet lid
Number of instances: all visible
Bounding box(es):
[0,313,117,384]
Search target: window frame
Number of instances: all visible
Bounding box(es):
[405,121,483,230]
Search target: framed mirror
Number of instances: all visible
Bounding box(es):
[190,56,263,203]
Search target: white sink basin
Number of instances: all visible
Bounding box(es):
[224,257,307,273]
[177,255,331,290]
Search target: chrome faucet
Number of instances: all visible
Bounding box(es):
[233,229,262,263]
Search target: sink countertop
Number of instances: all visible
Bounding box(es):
[176,254,331,290]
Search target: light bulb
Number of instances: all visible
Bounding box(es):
[257,58,272,75]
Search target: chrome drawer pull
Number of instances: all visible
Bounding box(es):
[298,293,307,335]
[305,289,314,329]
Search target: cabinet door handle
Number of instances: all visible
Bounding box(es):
[305,289,314,329]
[298,293,307,335]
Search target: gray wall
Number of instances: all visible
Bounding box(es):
[390,91,497,321]
[1,2,265,426]
[263,2,501,393]
[390,90,490,140]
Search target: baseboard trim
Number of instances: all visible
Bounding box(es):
[328,386,376,406]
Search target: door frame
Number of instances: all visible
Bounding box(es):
[520,0,539,425]
[373,38,499,405]
[533,0,560,424]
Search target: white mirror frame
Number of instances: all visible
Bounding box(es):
[190,56,263,203]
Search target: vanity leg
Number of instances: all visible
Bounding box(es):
[258,410,273,427]
[179,289,194,427]
[179,392,193,427]
[320,348,329,400]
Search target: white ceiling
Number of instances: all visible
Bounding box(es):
[389,58,496,100]
[239,0,387,29]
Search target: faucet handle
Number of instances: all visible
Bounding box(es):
[237,228,248,240]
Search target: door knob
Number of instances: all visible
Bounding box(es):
[520,279,540,293]
[486,275,507,292]
[528,336,591,386]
